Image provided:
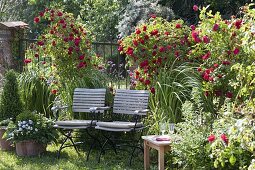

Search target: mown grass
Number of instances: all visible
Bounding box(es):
[0,144,145,170]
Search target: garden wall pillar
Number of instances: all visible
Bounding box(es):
[0,21,28,87]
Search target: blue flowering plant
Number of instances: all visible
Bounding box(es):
[4,111,58,144]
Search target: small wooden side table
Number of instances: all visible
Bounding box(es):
[142,135,171,170]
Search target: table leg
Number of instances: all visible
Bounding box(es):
[144,141,150,170]
[158,146,164,170]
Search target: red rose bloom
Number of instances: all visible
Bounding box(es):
[213,24,219,31]
[24,58,32,64]
[214,63,219,68]
[226,91,233,98]
[139,39,145,44]
[150,87,155,94]
[193,5,199,11]
[150,14,156,18]
[175,23,182,28]
[190,25,196,30]
[150,29,158,36]
[140,60,149,68]
[79,55,85,60]
[126,47,134,56]
[34,17,40,23]
[203,73,210,81]
[222,60,231,65]
[204,91,209,96]
[118,46,123,51]
[143,25,147,31]
[208,134,216,143]
[51,89,58,95]
[233,48,240,55]
[34,54,39,58]
[136,29,141,34]
[191,31,201,43]
[68,47,73,52]
[203,36,210,44]
[78,62,86,68]
[63,37,68,42]
[197,67,202,72]
[57,11,63,16]
[133,40,138,46]
[221,134,228,144]
[52,41,56,46]
[215,90,222,97]
[202,52,211,60]
[37,41,44,46]
[152,51,157,56]
[159,46,165,52]
[144,79,151,85]
[39,11,44,17]
[234,20,242,29]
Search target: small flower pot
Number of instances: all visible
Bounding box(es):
[15,140,46,156]
[0,127,14,151]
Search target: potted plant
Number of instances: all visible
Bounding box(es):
[4,111,58,156]
[0,119,14,151]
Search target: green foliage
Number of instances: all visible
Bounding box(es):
[79,0,121,41]
[0,70,23,121]
[0,118,12,127]
[207,101,254,169]
[159,0,249,24]
[19,70,56,118]
[171,88,213,169]
[5,111,58,144]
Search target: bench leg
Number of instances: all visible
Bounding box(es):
[144,141,150,170]
[158,147,165,170]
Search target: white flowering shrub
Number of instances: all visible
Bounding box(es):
[117,0,174,38]
[4,111,58,144]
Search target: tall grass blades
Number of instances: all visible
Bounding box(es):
[147,62,201,134]
[19,70,55,118]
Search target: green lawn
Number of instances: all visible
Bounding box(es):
[0,144,145,170]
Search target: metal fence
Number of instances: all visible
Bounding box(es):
[20,39,130,89]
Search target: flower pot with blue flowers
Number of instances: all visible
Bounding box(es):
[4,111,58,156]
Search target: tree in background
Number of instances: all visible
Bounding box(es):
[117,0,175,39]
[158,0,252,24]
[0,0,27,21]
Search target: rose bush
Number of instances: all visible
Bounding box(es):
[189,5,255,108]
[119,16,192,91]
[26,8,101,85]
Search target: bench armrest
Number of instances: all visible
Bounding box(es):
[51,106,69,112]
[134,109,150,115]
[89,106,111,112]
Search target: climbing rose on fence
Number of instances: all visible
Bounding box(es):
[27,8,99,82]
